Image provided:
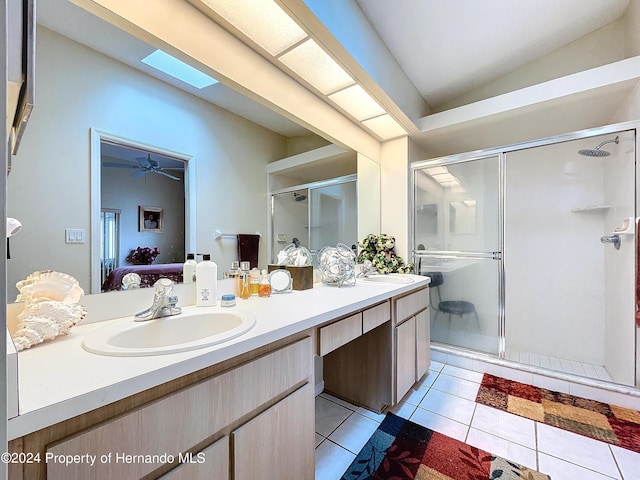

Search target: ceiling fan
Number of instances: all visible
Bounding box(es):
[103,154,184,181]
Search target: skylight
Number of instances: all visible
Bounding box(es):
[141,50,218,89]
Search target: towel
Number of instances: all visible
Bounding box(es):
[237,234,260,269]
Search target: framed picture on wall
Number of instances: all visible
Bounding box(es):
[139,205,163,233]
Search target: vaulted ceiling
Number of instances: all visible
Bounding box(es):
[41,0,639,157]
[356,0,630,109]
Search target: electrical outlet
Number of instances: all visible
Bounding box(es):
[65,228,85,244]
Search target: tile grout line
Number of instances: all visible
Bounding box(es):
[464,402,477,443]
[534,421,540,474]
[535,425,621,480]
[607,444,624,480]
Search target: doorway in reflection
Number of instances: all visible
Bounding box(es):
[96,136,191,293]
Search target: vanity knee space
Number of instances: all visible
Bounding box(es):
[318,285,431,412]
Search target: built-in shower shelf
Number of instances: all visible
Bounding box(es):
[571,205,611,213]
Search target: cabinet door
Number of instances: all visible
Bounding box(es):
[395,317,416,402]
[233,383,314,480]
[159,436,229,480]
[415,309,430,382]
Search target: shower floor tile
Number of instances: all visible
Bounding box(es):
[505,350,613,383]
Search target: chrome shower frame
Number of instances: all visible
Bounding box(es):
[409,119,640,390]
[269,174,357,264]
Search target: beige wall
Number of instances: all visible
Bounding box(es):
[626,0,640,57]
[380,137,410,261]
[611,82,640,122]
[7,27,287,295]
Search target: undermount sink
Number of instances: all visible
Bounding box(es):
[82,309,256,357]
[362,274,415,284]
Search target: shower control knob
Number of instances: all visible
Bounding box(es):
[600,234,621,250]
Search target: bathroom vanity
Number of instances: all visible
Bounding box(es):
[6,276,429,479]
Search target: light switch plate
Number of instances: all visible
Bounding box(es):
[65,228,85,244]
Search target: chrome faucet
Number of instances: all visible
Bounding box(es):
[134,278,182,322]
[357,259,376,278]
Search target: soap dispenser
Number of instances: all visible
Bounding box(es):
[196,254,217,306]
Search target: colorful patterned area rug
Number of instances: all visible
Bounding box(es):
[341,412,550,480]
[476,373,640,453]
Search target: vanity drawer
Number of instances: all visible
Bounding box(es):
[362,301,390,334]
[319,313,362,356]
[395,288,429,324]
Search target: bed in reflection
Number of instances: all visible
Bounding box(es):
[101,263,183,291]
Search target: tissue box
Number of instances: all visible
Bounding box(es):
[268,265,313,290]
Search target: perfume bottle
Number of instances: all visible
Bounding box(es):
[249,268,260,296]
[239,270,251,299]
[236,261,250,297]
[258,269,271,297]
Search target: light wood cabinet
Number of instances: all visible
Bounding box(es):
[13,335,313,480]
[159,436,229,480]
[319,312,362,356]
[362,301,390,333]
[321,300,392,412]
[322,288,430,412]
[416,309,431,381]
[233,383,314,480]
[395,316,416,402]
[393,287,430,403]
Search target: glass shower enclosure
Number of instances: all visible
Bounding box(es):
[412,124,637,387]
[413,156,502,355]
[271,176,358,266]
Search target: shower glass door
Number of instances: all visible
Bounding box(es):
[413,156,501,355]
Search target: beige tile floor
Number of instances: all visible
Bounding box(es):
[314,361,640,480]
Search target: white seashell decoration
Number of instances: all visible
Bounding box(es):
[12,270,87,351]
[15,270,84,304]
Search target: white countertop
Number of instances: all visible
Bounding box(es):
[8,275,429,440]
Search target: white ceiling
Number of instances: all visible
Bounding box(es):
[39,0,634,153]
[356,0,630,108]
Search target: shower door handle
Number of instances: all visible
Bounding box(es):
[600,234,621,250]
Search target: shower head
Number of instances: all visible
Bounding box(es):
[293,192,307,201]
[578,136,619,157]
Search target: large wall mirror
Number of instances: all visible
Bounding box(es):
[6,0,380,297]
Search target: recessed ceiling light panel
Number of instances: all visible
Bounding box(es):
[141,50,218,89]
[362,114,406,140]
[196,0,307,56]
[425,166,448,175]
[278,38,355,95]
[328,84,386,121]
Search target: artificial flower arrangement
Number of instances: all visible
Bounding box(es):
[126,246,160,265]
[356,233,414,274]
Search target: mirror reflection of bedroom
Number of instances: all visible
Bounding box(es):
[100,140,186,292]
